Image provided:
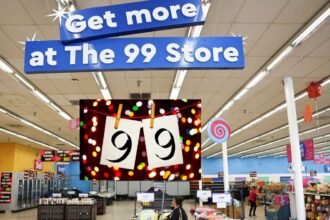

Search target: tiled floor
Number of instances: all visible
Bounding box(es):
[0,200,266,219]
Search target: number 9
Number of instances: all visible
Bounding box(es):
[107,131,132,163]
[155,128,175,160]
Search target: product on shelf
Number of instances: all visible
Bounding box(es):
[39,198,67,205]
[305,194,330,220]
[66,198,96,205]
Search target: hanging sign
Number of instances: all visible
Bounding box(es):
[60,0,205,43]
[34,160,43,171]
[24,37,245,73]
[207,118,231,144]
[286,139,314,163]
[80,99,202,181]
[314,154,330,165]
[0,173,12,204]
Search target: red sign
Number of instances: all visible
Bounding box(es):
[34,160,43,171]
[286,139,314,163]
[0,173,12,204]
[314,154,330,165]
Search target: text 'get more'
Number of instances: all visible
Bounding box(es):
[65,3,198,34]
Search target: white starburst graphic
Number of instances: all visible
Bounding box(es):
[46,1,69,26]
[231,33,248,53]
[19,32,37,50]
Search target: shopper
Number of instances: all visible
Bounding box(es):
[249,186,258,217]
[169,197,188,220]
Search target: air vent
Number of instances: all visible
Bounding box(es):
[7,124,25,128]
[70,100,80,106]
[130,93,151,99]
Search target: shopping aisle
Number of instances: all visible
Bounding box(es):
[0,200,267,220]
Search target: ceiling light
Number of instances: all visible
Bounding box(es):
[50,102,62,113]
[14,73,35,91]
[292,6,330,47]
[92,72,107,89]
[246,71,268,89]
[0,127,59,150]
[208,124,330,158]
[0,106,78,148]
[321,78,330,86]
[202,138,211,147]
[202,8,330,134]
[266,46,293,72]
[170,87,181,100]
[33,90,50,104]
[101,89,112,99]
[233,88,249,101]
[0,107,7,114]
[202,142,217,153]
[0,58,14,74]
[295,92,308,101]
[92,72,112,100]
[169,2,211,99]
[59,111,72,121]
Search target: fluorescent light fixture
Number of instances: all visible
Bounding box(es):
[321,78,330,86]
[202,8,330,135]
[14,73,35,91]
[59,111,72,120]
[266,46,293,72]
[0,127,59,150]
[0,58,14,74]
[0,107,7,114]
[169,1,211,99]
[233,88,249,101]
[295,92,308,101]
[50,102,62,113]
[208,124,330,158]
[0,106,78,148]
[246,71,268,89]
[92,72,112,99]
[202,138,211,147]
[170,87,180,99]
[33,90,50,104]
[101,89,112,99]
[292,7,330,47]
[236,126,330,158]
[202,142,217,153]
[92,72,107,89]
[173,70,187,88]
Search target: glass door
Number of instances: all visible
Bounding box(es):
[17,180,23,209]
[22,180,28,208]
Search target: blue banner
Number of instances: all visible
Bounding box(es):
[24,37,245,73]
[60,0,205,42]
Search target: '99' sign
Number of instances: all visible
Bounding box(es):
[100,115,183,170]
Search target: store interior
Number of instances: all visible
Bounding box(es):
[0,0,329,219]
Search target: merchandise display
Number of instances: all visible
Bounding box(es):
[0,0,330,219]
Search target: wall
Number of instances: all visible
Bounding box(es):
[0,143,55,173]
[0,143,15,172]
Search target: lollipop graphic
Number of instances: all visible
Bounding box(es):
[207,119,231,144]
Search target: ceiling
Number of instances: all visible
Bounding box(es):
[0,0,329,158]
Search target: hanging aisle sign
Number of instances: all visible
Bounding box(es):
[60,0,205,43]
[24,37,245,73]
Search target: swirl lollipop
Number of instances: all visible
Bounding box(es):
[207,119,231,144]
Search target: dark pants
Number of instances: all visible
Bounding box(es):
[249,200,257,216]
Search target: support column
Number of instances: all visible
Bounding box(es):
[199,180,202,206]
[283,77,306,220]
[222,142,230,192]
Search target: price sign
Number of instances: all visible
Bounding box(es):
[197,190,212,199]
[100,117,141,170]
[0,173,12,203]
[137,193,155,202]
[143,115,183,169]
[212,193,231,203]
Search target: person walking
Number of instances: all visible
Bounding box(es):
[249,186,258,217]
[169,197,188,220]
